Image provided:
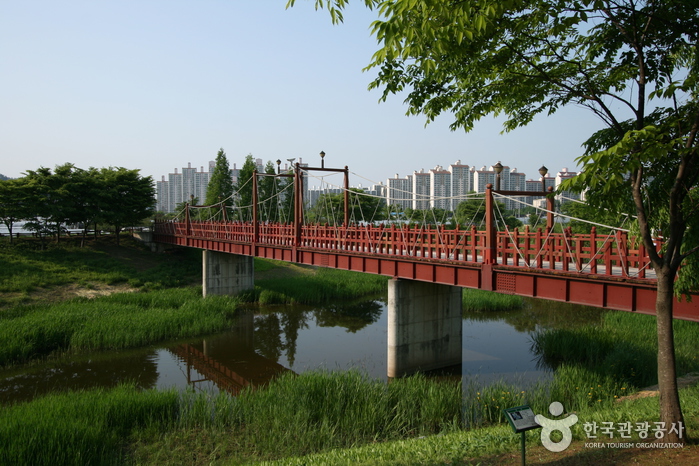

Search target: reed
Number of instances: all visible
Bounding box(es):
[4,370,698,465]
[265,385,699,465]
[1,372,462,465]
[253,267,388,304]
[0,383,179,466]
[0,288,240,367]
[532,310,699,390]
[462,288,525,312]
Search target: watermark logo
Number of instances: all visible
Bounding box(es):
[583,420,684,449]
[535,401,579,452]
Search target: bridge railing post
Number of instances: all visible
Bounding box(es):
[343,166,349,227]
[252,169,259,245]
[485,184,496,264]
[293,163,302,255]
[590,227,598,274]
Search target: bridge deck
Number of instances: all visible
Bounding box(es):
[153,220,698,321]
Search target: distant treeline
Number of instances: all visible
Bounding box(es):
[0,163,155,245]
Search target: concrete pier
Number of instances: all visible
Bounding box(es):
[202,250,254,297]
[387,279,462,377]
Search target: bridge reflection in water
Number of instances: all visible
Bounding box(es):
[168,312,292,395]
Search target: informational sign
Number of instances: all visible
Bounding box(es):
[504,405,540,433]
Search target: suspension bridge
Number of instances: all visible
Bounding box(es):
[152,162,698,377]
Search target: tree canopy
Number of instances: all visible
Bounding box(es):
[205,148,234,208]
[308,188,386,224]
[0,165,155,246]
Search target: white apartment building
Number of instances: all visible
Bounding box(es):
[412,169,431,210]
[429,165,452,210]
[448,161,473,210]
[156,163,211,213]
[386,174,413,210]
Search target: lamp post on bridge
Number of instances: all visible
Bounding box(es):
[248,151,350,261]
[485,162,556,269]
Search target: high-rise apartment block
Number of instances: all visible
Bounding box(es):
[156,156,578,216]
[386,174,413,210]
[156,163,211,213]
[412,169,431,211]
[386,161,576,213]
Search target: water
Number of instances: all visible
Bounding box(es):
[0,297,605,405]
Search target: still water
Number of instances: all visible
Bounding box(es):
[0,297,604,405]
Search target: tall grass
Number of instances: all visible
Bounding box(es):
[462,288,524,312]
[0,383,179,466]
[1,371,462,465]
[252,267,388,305]
[268,384,699,466]
[7,370,697,465]
[532,311,699,390]
[0,288,241,367]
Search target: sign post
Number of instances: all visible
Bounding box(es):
[503,405,540,466]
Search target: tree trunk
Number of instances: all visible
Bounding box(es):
[655,268,686,444]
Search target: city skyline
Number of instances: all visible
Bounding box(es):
[156,157,577,214]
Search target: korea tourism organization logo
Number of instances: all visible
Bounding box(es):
[504,401,685,454]
[535,402,578,452]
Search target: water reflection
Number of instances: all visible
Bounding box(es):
[0,296,605,404]
[168,312,291,395]
[0,349,159,405]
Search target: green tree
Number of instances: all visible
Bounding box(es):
[0,178,29,244]
[454,197,486,228]
[234,154,257,221]
[259,161,280,222]
[97,167,155,245]
[309,188,386,225]
[289,0,699,440]
[23,164,84,243]
[205,148,234,217]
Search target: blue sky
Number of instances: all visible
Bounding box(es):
[2,1,605,188]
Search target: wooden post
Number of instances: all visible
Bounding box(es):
[343,166,350,226]
[252,169,259,244]
[185,202,191,237]
[485,184,496,264]
[546,186,555,231]
[294,163,302,249]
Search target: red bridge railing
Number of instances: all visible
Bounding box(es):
[154,220,660,281]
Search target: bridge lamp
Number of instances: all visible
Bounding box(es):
[276,159,281,174]
[493,161,503,191]
[320,150,325,169]
[539,165,548,192]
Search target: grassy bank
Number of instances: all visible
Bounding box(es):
[264,384,699,465]
[0,288,241,367]
[532,311,699,390]
[251,266,388,305]
[0,236,202,308]
[0,371,461,465]
[3,370,698,465]
[462,288,524,312]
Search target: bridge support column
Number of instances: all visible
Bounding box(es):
[202,251,254,297]
[387,279,462,377]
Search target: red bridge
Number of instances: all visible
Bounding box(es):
[151,167,697,376]
[153,183,698,322]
